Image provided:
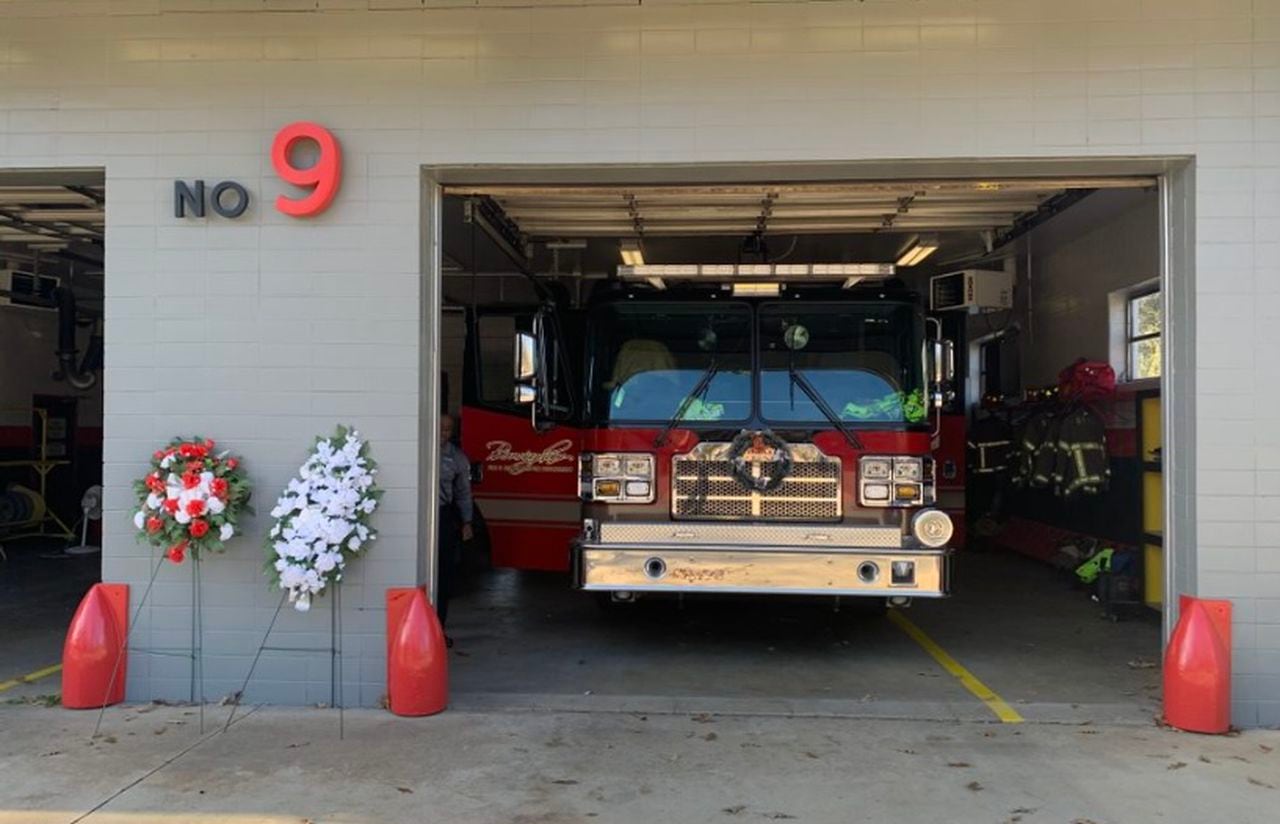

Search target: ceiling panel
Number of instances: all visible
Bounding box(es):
[450,177,1154,241]
[0,184,105,261]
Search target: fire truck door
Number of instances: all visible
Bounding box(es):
[460,308,582,572]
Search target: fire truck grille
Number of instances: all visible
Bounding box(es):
[671,447,841,521]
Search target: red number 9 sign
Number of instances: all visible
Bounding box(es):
[271,122,341,217]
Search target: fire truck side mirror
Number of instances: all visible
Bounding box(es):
[513,383,536,406]
[514,332,538,382]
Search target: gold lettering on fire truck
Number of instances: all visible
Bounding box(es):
[484,439,575,475]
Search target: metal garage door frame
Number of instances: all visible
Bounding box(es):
[418,156,1195,642]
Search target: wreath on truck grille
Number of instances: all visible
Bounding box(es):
[728,429,793,492]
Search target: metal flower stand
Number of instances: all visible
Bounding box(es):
[93,553,207,739]
[224,583,346,739]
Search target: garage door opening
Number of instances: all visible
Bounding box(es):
[0,169,105,700]
[425,161,1184,724]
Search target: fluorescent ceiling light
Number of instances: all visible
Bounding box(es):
[897,245,936,267]
[620,264,699,277]
[732,282,781,297]
[616,263,895,280]
[896,235,940,267]
[620,239,645,267]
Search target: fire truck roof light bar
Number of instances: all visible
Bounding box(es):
[617,263,895,281]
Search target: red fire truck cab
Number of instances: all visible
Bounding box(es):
[460,265,957,606]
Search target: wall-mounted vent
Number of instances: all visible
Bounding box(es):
[0,270,60,310]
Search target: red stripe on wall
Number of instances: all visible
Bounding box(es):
[1106,428,1137,458]
[0,427,32,448]
[993,515,1135,564]
[0,426,102,448]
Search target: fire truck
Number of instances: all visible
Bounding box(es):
[460,263,956,606]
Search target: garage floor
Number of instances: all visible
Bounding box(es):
[448,548,1162,725]
[0,540,1161,724]
[0,538,98,701]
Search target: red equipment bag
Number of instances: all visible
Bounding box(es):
[1058,359,1116,401]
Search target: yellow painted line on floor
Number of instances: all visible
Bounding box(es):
[888,610,1024,724]
[0,663,62,693]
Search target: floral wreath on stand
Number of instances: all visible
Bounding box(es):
[266,426,381,612]
[133,438,252,564]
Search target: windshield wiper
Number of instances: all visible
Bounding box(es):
[787,363,864,450]
[655,359,718,447]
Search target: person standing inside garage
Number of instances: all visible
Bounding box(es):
[437,412,474,639]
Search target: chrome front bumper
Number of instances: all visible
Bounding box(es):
[572,521,952,597]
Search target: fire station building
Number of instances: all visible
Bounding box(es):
[0,0,1277,729]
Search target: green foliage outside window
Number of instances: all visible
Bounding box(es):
[1128,290,1161,380]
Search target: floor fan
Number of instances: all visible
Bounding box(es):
[65,484,103,555]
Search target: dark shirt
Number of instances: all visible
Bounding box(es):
[439,440,473,522]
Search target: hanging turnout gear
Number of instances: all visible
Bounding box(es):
[1028,410,1065,490]
[1011,411,1046,487]
[1009,402,1109,497]
[968,414,1014,476]
[1054,405,1110,497]
[1006,357,1114,496]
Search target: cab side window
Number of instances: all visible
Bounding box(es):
[470,309,576,420]
[476,314,521,409]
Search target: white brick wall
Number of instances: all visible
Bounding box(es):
[1016,189,1161,386]
[2,0,1277,724]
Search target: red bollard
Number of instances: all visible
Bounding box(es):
[386,586,448,716]
[61,583,129,709]
[1163,594,1232,734]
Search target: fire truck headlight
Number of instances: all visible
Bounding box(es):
[862,483,890,502]
[894,457,923,481]
[625,480,651,498]
[860,455,935,507]
[860,457,892,480]
[912,509,953,548]
[594,455,622,476]
[584,453,655,503]
[624,456,652,476]
[894,483,921,502]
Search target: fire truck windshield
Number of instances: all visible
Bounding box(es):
[587,303,752,423]
[759,302,927,426]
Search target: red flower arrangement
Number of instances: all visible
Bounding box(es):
[133,437,252,564]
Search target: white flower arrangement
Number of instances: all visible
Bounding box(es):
[266,426,381,612]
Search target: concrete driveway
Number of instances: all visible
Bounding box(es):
[1,703,1275,824]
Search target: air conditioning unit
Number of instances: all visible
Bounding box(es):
[0,270,59,310]
[929,269,1013,312]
